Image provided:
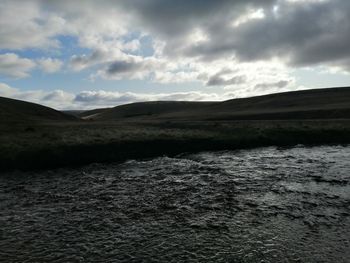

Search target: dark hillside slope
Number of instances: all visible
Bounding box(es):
[0,96,76,123]
[81,87,350,121]
[203,87,350,120]
[87,101,215,120]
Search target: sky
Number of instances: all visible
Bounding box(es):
[0,0,350,110]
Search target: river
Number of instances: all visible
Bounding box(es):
[0,145,349,262]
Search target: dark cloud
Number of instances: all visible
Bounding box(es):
[2,0,350,97]
[121,0,274,37]
[207,75,246,87]
[70,50,108,70]
[106,60,142,75]
[254,80,290,90]
[100,58,168,80]
[235,0,350,66]
[57,0,350,72]
[118,0,276,58]
[182,0,350,71]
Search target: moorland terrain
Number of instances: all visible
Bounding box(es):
[1,87,350,171]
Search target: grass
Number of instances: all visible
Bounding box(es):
[1,87,350,171]
[84,87,350,121]
[1,119,350,171]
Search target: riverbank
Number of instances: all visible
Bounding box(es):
[1,119,350,171]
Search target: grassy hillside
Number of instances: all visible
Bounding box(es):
[203,87,350,120]
[0,96,76,123]
[1,87,350,171]
[84,101,215,120]
[84,87,350,121]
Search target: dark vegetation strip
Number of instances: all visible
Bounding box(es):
[1,127,349,172]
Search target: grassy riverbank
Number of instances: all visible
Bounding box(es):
[1,119,350,171]
[1,87,350,171]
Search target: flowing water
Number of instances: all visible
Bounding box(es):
[0,145,349,262]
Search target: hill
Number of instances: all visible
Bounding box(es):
[83,101,215,120]
[0,96,77,123]
[85,87,350,121]
[203,87,350,120]
[1,87,350,171]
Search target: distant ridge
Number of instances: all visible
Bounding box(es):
[200,86,350,120]
[0,96,76,123]
[81,101,215,120]
[1,87,350,122]
[1,87,350,171]
[81,87,350,121]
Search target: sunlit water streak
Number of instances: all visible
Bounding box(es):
[0,145,349,262]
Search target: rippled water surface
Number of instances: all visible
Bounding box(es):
[1,145,350,262]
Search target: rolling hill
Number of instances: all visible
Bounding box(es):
[80,87,350,121]
[205,87,350,119]
[81,101,215,120]
[1,87,349,123]
[1,87,350,171]
[0,96,77,123]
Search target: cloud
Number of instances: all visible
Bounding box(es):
[119,0,274,38]
[206,69,246,86]
[254,80,291,90]
[0,54,63,78]
[0,53,36,78]
[235,0,350,68]
[70,50,107,71]
[96,56,171,80]
[206,75,246,87]
[106,60,143,75]
[182,0,350,72]
[2,0,350,72]
[42,90,75,102]
[37,58,63,73]
[69,47,133,72]
[0,0,64,50]
[0,82,18,96]
[1,0,349,100]
[86,0,350,81]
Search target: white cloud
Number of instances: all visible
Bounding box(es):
[0,82,18,96]
[0,53,36,78]
[0,54,63,78]
[37,58,63,73]
[1,0,348,100]
[0,1,64,50]
[123,39,141,52]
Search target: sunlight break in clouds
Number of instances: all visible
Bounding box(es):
[0,0,349,109]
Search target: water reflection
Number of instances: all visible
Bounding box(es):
[0,145,349,262]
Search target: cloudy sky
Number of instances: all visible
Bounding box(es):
[0,0,349,109]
